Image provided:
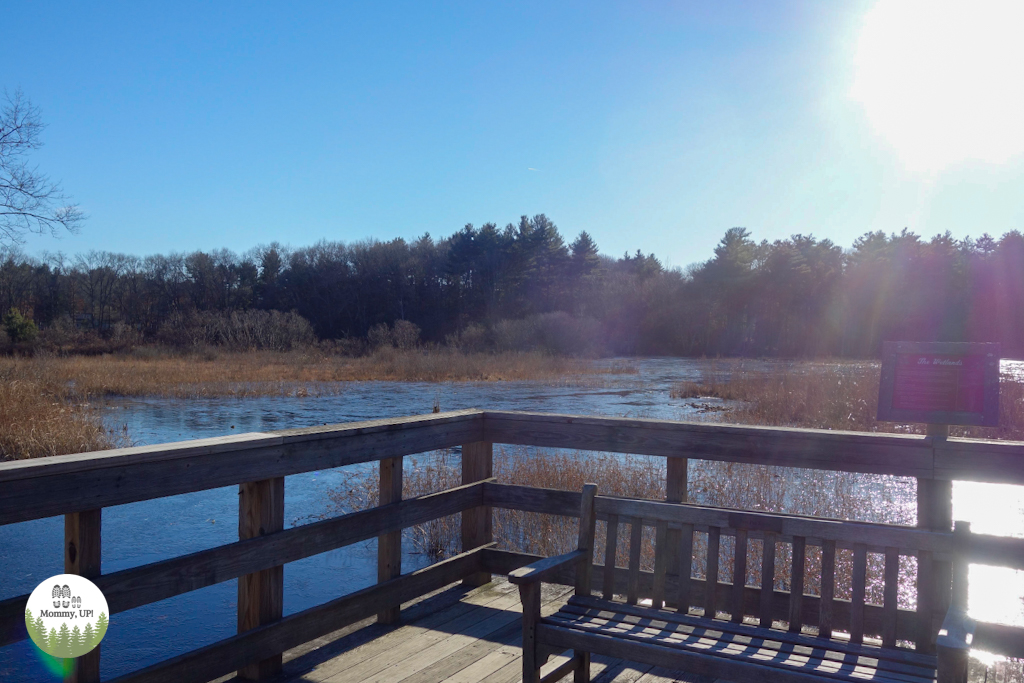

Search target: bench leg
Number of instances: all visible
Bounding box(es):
[520,582,541,683]
[573,651,591,682]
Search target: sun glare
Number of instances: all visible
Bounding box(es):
[851,0,1024,172]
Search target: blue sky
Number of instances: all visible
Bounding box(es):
[5,1,1024,268]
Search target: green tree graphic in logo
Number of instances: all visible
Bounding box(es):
[25,574,109,660]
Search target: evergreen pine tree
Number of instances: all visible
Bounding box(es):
[95,612,108,642]
[48,627,58,655]
[82,622,94,652]
[35,614,46,648]
[24,609,37,643]
[70,626,84,659]
[57,623,71,658]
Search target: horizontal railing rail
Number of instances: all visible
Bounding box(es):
[5,410,1024,526]
[2,409,1024,681]
[0,480,486,649]
[481,411,1024,485]
[0,409,483,525]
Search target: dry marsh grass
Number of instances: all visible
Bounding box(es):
[325,445,911,609]
[0,348,628,460]
[0,363,130,461]
[3,348,626,399]
[672,361,1024,440]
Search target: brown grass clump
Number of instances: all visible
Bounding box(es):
[672,362,1024,440]
[2,348,627,399]
[0,361,130,461]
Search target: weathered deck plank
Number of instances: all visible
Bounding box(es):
[260,577,677,683]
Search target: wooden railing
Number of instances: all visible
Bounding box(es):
[1,409,1023,682]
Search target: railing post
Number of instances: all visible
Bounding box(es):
[918,424,953,653]
[64,509,101,683]
[664,457,688,582]
[237,477,284,680]
[462,441,493,586]
[377,456,403,624]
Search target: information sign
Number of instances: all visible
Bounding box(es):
[877,342,1000,426]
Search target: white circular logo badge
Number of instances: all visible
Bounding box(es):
[25,574,109,659]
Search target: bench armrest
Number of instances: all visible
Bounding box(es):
[936,608,976,651]
[509,550,586,586]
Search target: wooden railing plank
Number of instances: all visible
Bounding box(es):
[0,481,483,648]
[0,410,484,526]
[482,411,936,477]
[483,410,1024,486]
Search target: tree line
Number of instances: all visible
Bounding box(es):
[24,610,108,659]
[2,215,1023,358]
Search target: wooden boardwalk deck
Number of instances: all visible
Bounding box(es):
[220,577,713,683]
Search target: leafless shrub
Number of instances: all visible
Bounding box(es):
[157,309,315,351]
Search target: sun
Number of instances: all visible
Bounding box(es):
[850,0,1024,172]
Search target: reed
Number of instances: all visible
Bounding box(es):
[324,444,910,609]
[672,361,1024,440]
[0,360,130,460]
[1,348,627,400]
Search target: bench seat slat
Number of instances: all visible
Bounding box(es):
[537,624,915,683]
[543,611,936,683]
[545,612,937,683]
[566,595,940,670]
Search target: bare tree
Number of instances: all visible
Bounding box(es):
[0,89,84,245]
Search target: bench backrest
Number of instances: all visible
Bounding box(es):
[574,484,967,653]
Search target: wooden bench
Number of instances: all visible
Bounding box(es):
[510,484,974,683]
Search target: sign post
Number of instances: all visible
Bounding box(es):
[877,341,1000,651]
